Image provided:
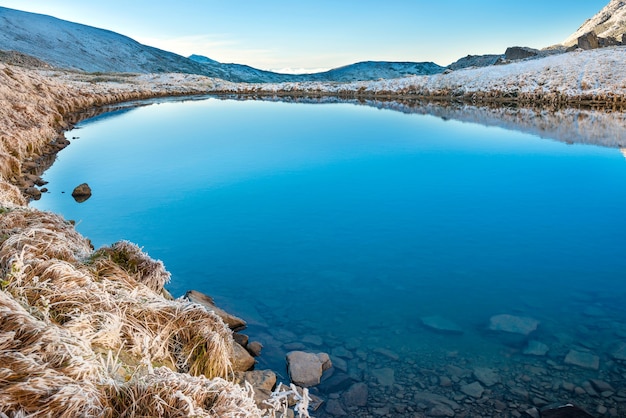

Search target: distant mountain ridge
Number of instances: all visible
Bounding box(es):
[0,6,443,83]
[563,0,626,46]
[188,54,444,82]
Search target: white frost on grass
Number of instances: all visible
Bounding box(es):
[235,47,626,99]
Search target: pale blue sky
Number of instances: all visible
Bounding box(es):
[1,1,607,71]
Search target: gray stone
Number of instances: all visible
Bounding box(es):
[473,367,500,387]
[540,403,595,417]
[488,314,539,335]
[461,381,484,398]
[233,333,249,347]
[247,341,263,357]
[429,404,455,417]
[421,315,464,334]
[524,407,541,418]
[325,399,347,416]
[372,367,395,387]
[578,32,599,50]
[233,369,277,392]
[413,391,460,410]
[342,382,368,407]
[231,342,256,372]
[319,373,355,393]
[185,290,247,330]
[71,182,92,202]
[373,347,400,360]
[284,342,306,351]
[504,46,539,61]
[331,346,354,359]
[331,355,348,372]
[589,379,614,393]
[301,334,323,346]
[564,350,600,370]
[523,340,550,356]
[286,351,332,387]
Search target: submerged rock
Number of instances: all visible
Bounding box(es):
[342,382,368,407]
[71,182,91,202]
[421,315,464,334]
[523,340,550,356]
[488,314,539,335]
[540,403,595,417]
[564,349,600,370]
[473,367,500,387]
[286,351,332,387]
[610,341,626,361]
[372,367,395,387]
[460,381,484,398]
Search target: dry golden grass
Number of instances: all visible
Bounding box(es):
[0,206,266,417]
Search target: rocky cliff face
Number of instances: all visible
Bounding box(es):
[563,0,626,46]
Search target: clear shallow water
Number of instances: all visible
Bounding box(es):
[33,98,626,416]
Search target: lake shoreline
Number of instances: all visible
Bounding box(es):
[2,55,625,416]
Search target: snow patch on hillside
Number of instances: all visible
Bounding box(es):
[564,0,626,45]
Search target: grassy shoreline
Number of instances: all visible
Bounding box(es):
[1,48,625,415]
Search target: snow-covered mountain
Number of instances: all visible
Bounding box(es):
[0,7,213,75]
[563,0,626,46]
[0,6,443,82]
[189,55,444,82]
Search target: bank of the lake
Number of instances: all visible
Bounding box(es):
[2,45,626,416]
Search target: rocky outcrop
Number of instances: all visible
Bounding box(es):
[577,32,600,50]
[185,290,247,330]
[563,0,626,47]
[286,351,332,387]
[504,46,539,61]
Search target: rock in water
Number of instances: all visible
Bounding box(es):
[540,403,595,418]
[460,381,484,398]
[473,367,500,387]
[488,314,539,335]
[421,315,464,334]
[185,290,247,330]
[523,340,550,356]
[231,342,255,372]
[286,351,332,387]
[71,182,91,202]
[564,350,600,370]
[342,382,368,407]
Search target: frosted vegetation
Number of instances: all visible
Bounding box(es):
[2,1,626,413]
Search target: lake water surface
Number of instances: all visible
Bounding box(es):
[32,97,626,416]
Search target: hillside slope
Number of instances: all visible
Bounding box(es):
[563,0,626,45]
[0,6,443,82]
[0,7,211,75]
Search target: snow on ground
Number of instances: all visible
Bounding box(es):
[235,46,626,99]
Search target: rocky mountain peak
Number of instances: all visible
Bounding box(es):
[563,0,626,46]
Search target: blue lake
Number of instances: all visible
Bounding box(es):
[32,97,626,416]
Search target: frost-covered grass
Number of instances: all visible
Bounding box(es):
[2,44,626,416]
[228,46,626,103]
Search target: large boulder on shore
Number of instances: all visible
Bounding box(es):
[578,32,599,50]
[231,342,256,372]
[185,290,247,330]
[286,351,332,387]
